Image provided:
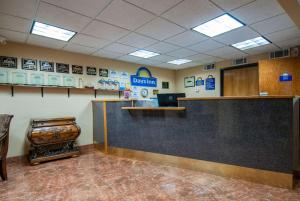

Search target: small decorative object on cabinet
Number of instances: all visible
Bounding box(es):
[27,117,81,165]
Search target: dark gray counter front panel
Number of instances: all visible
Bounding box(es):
[104,99,296,173]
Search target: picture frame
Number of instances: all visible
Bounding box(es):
[87,67,96,75]
[99,68,108,77]
[184,76,195,88]
[0,56,17,69]
[56,63,69,74]
[162,81,169,89]
[22,58,37,71]
[72,65,83,74]
[40,60,54,72]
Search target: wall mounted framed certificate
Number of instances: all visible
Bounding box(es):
[22,58,37,71]
[87,67,96,75]
[184,76,195,88]
[99,68,108,77]
[72,65,83,74]
[40,61,54,72]
[56,63,69,73]
[0,56,17,68]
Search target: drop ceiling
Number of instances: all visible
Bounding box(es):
[0,0,300,70]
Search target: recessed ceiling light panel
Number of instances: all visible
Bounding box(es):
[168,59,192,65]
[31,21,76,41]
[129,50,160,58]
[192,14,244,37]
[232,37,270,50]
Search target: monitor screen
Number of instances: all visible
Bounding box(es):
[157,93,185,107]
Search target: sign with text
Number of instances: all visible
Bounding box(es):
[279,73,292,81]
[130,67,157,87]
[205,75,215,90]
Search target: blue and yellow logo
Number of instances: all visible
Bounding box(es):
[131,67,157,87]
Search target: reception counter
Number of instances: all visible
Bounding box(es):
[92,96,299,188]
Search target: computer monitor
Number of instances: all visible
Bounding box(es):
[157,93,186,107]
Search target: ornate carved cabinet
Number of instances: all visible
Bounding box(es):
[27,117,81,165]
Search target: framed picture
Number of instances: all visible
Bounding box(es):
[56,63,69,73]
[153,89,159,95]
[87,67,96,75]
[22,58,37,70]
[40,61,54,72]
[99,68,108,77]
[0,56,17,68]
[72,65,83,74]
[184,76,195,88]
[162,81,169,89]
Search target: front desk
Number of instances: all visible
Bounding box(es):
[92,96,299,188]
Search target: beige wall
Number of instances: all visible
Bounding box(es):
[0,42,176,157]
[175,53,269,97]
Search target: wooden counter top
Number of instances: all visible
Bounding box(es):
[92,99,135,102]
[121,107,186,111]
[178,96,295,101]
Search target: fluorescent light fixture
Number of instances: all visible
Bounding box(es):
[232,37,270,50]
[31,21,76,41]
[129,50,160,58]
[168,59,192,65]
[192,14,244,37]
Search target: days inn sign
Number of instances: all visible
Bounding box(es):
[130,67,157,87]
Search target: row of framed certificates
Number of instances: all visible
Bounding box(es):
[0,56,109,77]
[0,70,76,87]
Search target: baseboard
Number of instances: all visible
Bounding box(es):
[7,144,95,163]
[105,146,295,189]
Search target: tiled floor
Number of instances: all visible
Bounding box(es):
[1,149,300,201]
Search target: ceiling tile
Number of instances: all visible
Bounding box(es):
[71,34,111,48]
[103,43,138,54]
[250,14,295,35]
[208,46,247,59]
[265,27,300,43]
[187,40,225,52]
[211,0,254,11]
[0,29,27,43]
[275,37,300,49]
[43,0,111,18]
[118,33,158,48]
[0,13,31,32]
[136,17,185,40]
[117,55,143,63]
[82,20,130,41]
[186,54,216,63]
[0,0,38,19]
[96,0,155,30]
[36,2,91,32]
[145,42,180,53]
[149,54,176,62]
[174,62,198,69]
[243,44,279,54]
[137,59,162,66]
[124,0,183,15]
[63,43,97,55]
[162,0,223,29]
[166,48,197,57]
[230,0,285,25]
[27,35,67,49]
[155,63,178,69]
[92,49,124,59]
[165,31,208,47]
[214,27,259,45]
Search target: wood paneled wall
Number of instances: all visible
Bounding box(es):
[259,57,300,96]
[223,66,259,96]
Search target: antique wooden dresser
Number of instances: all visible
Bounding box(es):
[27,117,81,165]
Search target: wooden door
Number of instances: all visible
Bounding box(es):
[223,66,259,96]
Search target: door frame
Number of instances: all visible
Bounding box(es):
[220,63,259,96]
